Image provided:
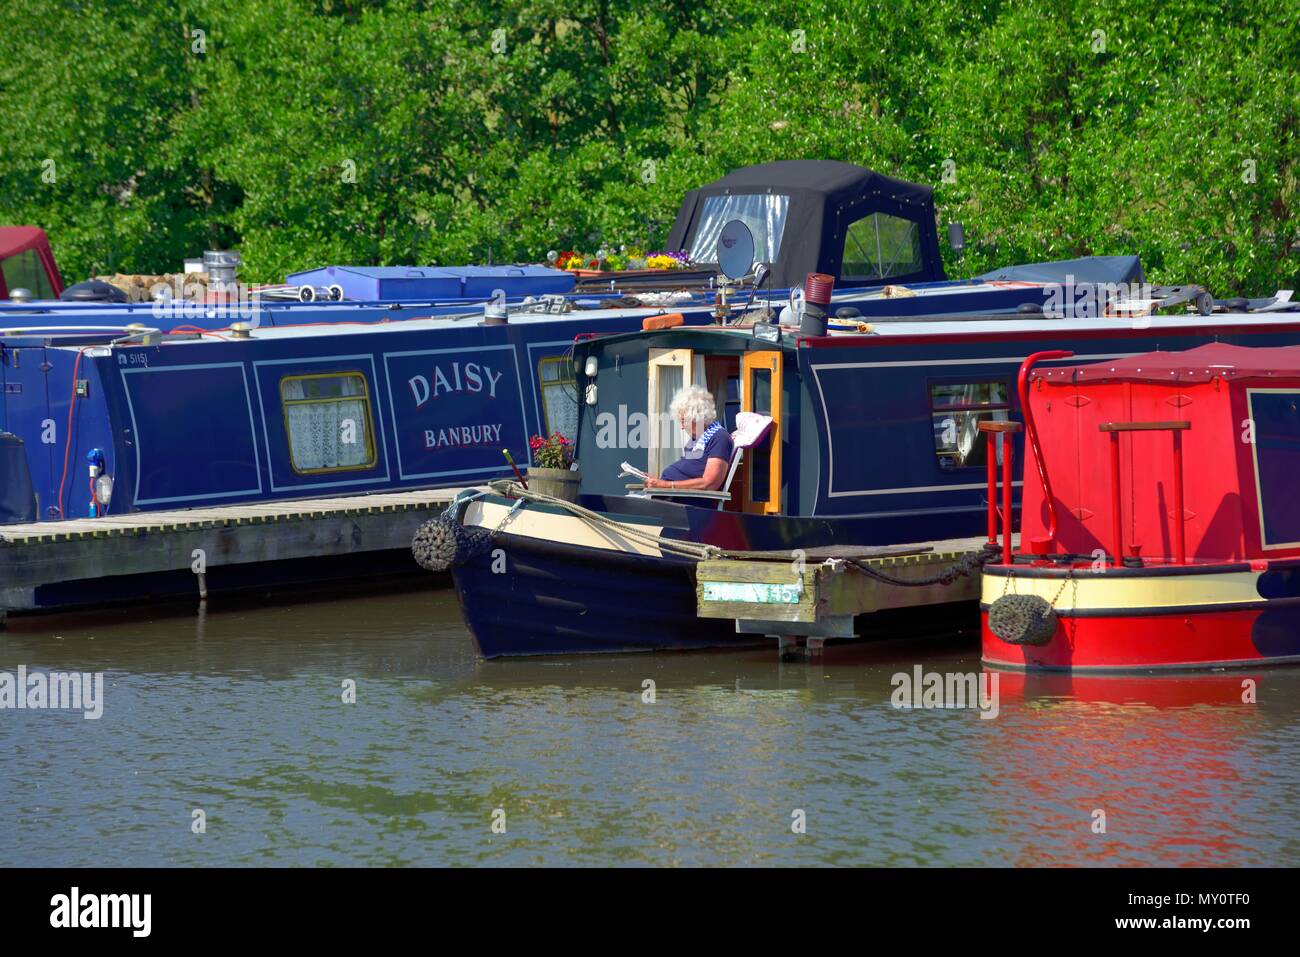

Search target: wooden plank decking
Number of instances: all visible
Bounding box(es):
[0,488,466,618]
[0,489,466,543]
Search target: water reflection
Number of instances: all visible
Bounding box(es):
[1,588,1296,866]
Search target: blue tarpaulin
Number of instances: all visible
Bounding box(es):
[977,255,1145,286]
[286,265,577,301]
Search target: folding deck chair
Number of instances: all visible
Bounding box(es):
[626,411,774,510]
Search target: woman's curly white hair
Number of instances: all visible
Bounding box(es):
[669,384,719,429]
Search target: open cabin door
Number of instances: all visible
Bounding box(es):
[741,350,782,514]
[647,348,706,475]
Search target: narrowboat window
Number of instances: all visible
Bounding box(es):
[841,213,922,280]
[687,194,789,265]
[280,372,377,474]
[929,380,1011,469]
[1247,390,1300,547]
[750,368,772,414]
[1,248,56,299]
[538,356,577,439]
[749,368,773,500]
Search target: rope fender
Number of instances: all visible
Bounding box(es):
[411,513,496,572]
[987,594,1058,645]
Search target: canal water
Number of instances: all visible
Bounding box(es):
[2,585,1298,867]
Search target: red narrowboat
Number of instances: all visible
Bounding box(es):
[982,342,1300,671]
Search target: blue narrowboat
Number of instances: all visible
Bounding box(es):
[0,161,1234,528]
[3,161,1151,339]
[440,302,1300,657]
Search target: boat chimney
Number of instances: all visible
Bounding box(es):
[800,272,834,336]
[203,250,240,284]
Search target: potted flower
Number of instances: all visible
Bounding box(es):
[645,251,690,270]
[527,433,581,501]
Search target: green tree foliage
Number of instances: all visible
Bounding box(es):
[1,0,1295,292]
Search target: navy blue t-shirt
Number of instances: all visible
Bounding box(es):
[662,423,733,483]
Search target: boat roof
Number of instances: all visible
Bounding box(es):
[676,160,935,206]
[578,309,1300,352]
[666,160,945,289]
[12,299,1300,354]
[1038,342,1300,384]
[0,226,51,258]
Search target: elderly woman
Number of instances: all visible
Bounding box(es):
[644,384,734,491]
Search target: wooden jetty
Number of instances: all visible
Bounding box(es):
[695,536,1009,655]
[0,489,463,621]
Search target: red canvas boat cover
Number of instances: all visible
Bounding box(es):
[0,226,50,258]
[1037,342,1300,384]
[0,226,63,297]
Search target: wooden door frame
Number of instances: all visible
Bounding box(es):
[647,347,699,475]
[741,349,782,514]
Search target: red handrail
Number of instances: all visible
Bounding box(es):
[1099,421,1191,566]
[979,421,1023,564]
[1017,350,1073,546]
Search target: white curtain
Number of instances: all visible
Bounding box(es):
[656,365,685,466]
[282,376,370,470]
[542,385,578,440]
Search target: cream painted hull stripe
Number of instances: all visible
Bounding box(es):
[463,499,667,557]
[980,569,1263,610]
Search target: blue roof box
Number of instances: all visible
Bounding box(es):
[285,265,576,301]
[444,265,576,298]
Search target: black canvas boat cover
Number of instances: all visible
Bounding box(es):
[977,255,1145,286]
[666,160,945,289]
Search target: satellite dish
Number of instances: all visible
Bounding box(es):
[716,219,755,281]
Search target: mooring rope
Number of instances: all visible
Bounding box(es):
[484,480,724,560]
[416,480,1003,583]
[844,543,1001,588]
